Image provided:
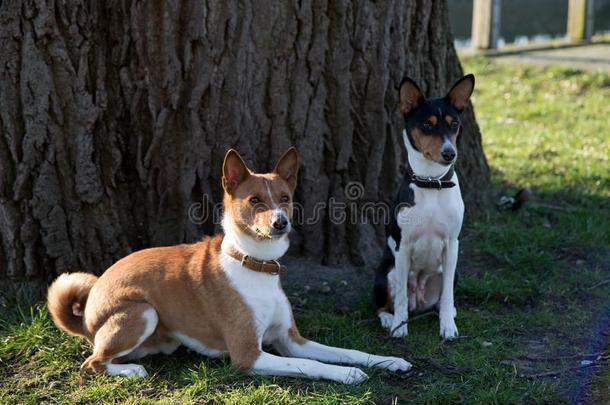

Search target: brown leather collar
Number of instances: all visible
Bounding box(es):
[225,246,287,275]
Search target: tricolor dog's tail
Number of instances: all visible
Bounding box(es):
[47,272,98,338]
[374,246,395,311]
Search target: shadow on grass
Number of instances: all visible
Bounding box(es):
[456,171,610,403]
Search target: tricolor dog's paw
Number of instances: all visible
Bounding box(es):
[378,312,393,330]
[340,367,369,384]
[390,322,408,338]
[440,317,459,340]
[379,357,412,373]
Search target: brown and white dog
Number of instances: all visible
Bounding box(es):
[47,148,411,384]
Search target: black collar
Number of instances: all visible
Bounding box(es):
[406,163,456,189]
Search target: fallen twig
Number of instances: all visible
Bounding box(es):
[587,279,610,290]
[501,353,610,379]
[409,311,437,322]
[520,352,603,362]
[519,362,600,379]
[388,312,437,335]
[529,202,570,212]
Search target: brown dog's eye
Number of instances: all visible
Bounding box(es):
[281,195,290,203]
[249,196,260,205]
[422,121,433,130]
[450,120,459,130]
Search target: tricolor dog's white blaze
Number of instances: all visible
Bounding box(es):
[378,131,464,339]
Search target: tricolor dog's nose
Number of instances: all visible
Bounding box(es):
[441,149,456,162]
[272,215,288,230]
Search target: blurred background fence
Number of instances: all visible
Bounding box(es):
[448,0,610,49]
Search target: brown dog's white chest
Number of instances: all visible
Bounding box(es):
[219,248,294,344]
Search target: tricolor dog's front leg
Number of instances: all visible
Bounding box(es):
[273,329,411,374]
[439,238,459,339]
[389,244,411,337]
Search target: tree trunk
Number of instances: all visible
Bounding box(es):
[0,0,490,292]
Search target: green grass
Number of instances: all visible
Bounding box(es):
[1,59,609,404]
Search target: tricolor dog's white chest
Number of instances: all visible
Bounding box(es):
[391,173,464,272]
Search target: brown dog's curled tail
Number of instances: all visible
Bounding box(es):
[47,272,98,338]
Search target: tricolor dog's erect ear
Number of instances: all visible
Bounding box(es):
[446,74,475,112]
[399,77,425,115]
[222,149,251,193]
[273,147,299,192]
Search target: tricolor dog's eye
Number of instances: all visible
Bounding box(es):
[422,121,434,131]
[249,196,260,205]
[450,120,459,130]
[281,195,290,203]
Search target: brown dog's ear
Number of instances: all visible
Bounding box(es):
[273,147,299,192]
[446,74,475,112]
[222,149,250,193]
[399,77,425,115]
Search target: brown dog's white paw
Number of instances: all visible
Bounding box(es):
[380,357,412,373]
[340,367,369,384]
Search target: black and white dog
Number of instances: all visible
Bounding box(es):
[374,75,475,339]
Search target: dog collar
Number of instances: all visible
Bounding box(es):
[224,246,287,275]
[402,131,456,189]
[407,164,456,189]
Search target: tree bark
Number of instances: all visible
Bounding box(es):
[0,0,490,292]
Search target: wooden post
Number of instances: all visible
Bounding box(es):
[471,0,502,50]
[567,0,594,42]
